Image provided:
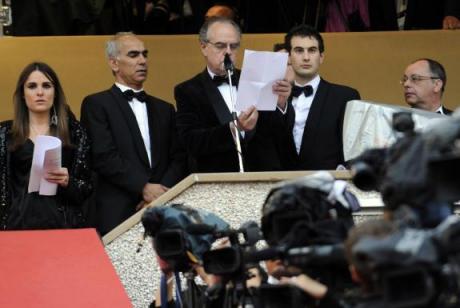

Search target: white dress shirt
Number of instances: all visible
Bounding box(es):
[207,67,238,116]
[435,105,446,115]
[291,75,321,154]
[115,83,152,166]
[207,67,245,137]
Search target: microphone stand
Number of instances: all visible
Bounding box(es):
[224,54,244,173]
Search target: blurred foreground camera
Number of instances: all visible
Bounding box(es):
[352,216,460,307]
[141,203,229,271]
[259,172,360,297]
[195,221,262,278]
[262,171,359,247]
[350,112,460,223]
[154,229,186,258]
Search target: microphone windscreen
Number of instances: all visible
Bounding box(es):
[141,207,164,237]
[224,53,234,71]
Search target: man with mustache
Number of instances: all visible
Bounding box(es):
[81,32,186,235]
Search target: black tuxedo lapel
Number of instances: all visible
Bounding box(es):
[199,70,233,125]
[286,97,296,132]
[110,85,151,167]
[299,79,328,158]
[285,97,299,156]
[442,106,453,115]
[146,98,161,169]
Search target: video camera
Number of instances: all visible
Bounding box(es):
[257,172,361,299]
[261,171,360,247]
[352,216,460,307]
[251,243,347,269]
[141,203,229,272]
[190,220,262,279]
[350,111,460,227]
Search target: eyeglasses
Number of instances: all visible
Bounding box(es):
[206,41,240,51]
[400,75,440,85]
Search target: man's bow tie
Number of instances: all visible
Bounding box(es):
[212,74,239,87]
[123,89,147,102]
[291,85,313,98]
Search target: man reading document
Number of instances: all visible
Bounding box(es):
[175,17,291,173]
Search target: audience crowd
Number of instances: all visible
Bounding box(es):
[4,0,460,36]
[0,4,459,305]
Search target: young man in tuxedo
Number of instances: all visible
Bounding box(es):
[80,33,186,235]
[253,24,361,171]
[174,17,291,172]
[402,58,452,115]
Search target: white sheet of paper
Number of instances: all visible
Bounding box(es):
[28,135,62,196]
[236,50,288,111]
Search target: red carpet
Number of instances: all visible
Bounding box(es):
[0,228,131,308]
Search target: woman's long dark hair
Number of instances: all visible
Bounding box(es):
[10,62,71,150]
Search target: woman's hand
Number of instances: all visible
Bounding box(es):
[45,167,69,187]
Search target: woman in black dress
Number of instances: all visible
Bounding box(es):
[0,62,92,230]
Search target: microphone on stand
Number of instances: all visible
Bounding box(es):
[224,53,244,173]
[224,53,234,72]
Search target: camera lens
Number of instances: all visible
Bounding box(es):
[351,161,378,191]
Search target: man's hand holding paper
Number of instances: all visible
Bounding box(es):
[273,79,292,110]
[236,50,289,111]
[237,105,258,131]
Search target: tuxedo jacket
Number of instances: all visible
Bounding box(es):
[175,69,252,173]
[80,85,186,234]
[250,79,360,171]
[442,106,453,115]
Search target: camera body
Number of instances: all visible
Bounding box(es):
[351,112,460,227]
[352,216,460,307]
[256,172,360,300]
[201,221,262,280]
[261,171,358,247]
[141,203,229,272]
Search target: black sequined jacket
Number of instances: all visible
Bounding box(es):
[0,118,93,229]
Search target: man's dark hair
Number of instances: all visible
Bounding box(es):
[415,58,447,94]
[284,24,325,54]
[344,219,396,289]
[273,42,286,52]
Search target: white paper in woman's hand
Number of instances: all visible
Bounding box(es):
[28,135,62,196]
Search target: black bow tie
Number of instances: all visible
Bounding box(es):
[212,74,239,87]
[123,89,147,102]
[291,85,313,98]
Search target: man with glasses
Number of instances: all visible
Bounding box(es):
[402,58,452,115]
[174,17,291,172]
